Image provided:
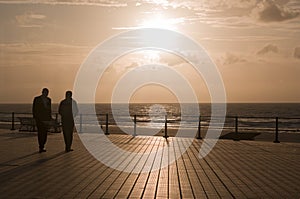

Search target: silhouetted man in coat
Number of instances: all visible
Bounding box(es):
[59,91,78,152]
[33,88,52,153]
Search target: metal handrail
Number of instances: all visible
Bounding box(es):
[0,112,299,143]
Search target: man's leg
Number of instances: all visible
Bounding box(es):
[66,126,73,151]
[62,124,68,151]
[69,126,73,149]
[37,122,47,152]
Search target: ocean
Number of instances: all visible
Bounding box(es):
[0,103,300,134]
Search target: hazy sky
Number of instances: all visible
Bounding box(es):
[0,0,300,103]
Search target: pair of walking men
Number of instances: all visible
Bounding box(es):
[32,88,78,153]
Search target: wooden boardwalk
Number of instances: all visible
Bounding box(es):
[0,129,300,198]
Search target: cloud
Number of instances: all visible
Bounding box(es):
[179,0,300,28]
[15,12,46,28]
[294,47,300,59]
[257,44,279,55]
[159,53,185,66]
[199,35,287,42]
[221,52,247,65]
[0,0,127,7]
[252,0,299,22]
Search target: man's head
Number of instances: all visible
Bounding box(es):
[66,91,72,99]
[42,88,49,97]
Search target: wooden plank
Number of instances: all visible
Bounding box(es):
[1,131,300,199]
[155,140,169,198]
[165,138,182,199]
[210,141,293,198]
[173,138,194,199]
[86,136,144,198]
[129,137,161,198]
[189,141,224,198]
[46,135,125,198]
[114,137,153,198]
[179,140,207,199]
[102,136,152,198]
[141,138,163,198]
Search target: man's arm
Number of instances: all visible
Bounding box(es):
[32,97,37,119]
[58,101,62,116]
[48,98,52,120]
[73,100,79,117]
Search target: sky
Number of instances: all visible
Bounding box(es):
[0,0,300,103]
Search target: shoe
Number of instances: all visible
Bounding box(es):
[65,149,74,152]
[39,149,46,153]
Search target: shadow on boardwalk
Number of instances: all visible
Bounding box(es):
[0,152,65,186]
[0,129,300,198]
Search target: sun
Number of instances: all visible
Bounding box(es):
[139,13,181,30]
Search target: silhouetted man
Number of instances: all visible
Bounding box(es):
[33,88,52,153]
[59,91,78,152]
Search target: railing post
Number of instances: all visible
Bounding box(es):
[233,116,240,141]
[105,113,109,135]
[197,115,202,139]
[133,115,137,137]
[163,115,169,138]
[11,112,15,130]
[274,117,280,143]
[79,114,82,133]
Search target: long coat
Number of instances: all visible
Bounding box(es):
[58,98,78,124]
[32,95,52,122]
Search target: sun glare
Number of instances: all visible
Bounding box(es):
[139,14,181,30]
